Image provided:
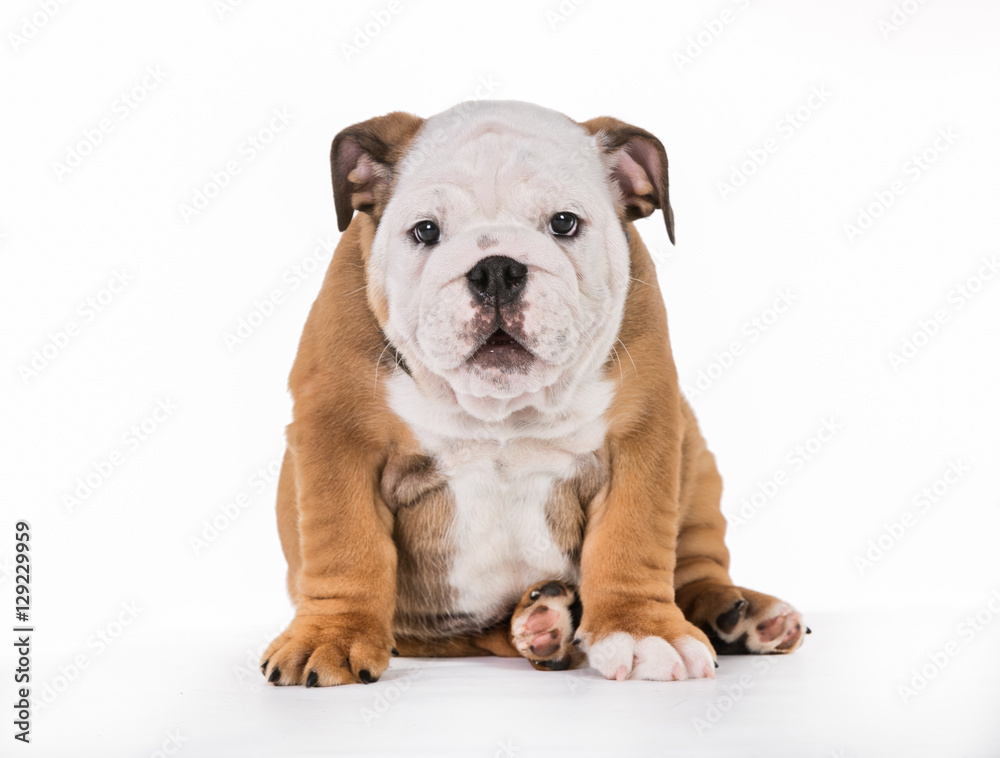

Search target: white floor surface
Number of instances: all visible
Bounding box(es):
[24,612,1000,757]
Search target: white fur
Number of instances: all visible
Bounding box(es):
[378,101,631,631]
[585,632,636,681]
[671,635,716,679]
[446,463,576,623]
[585,633,716,681]
[370,100,630,422]
[387,369,613,625]
[632,636,688,681]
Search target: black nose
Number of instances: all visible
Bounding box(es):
[466,256,527,306]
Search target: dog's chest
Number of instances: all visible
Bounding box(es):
[439,440,582,621]
[385,373,611,633]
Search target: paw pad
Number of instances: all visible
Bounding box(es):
[511,580,579,671]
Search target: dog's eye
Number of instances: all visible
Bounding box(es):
[412,220,441,245]
[549,212,578,237]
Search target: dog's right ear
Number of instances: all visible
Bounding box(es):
[331,112,425,232]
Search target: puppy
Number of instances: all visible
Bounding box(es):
[261,101,807,687]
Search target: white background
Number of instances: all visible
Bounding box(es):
[2,0,998,756]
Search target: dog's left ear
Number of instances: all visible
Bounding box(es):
[331,111,425,232]
[580,117,675,244]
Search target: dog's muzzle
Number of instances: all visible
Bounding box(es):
[464,255,533,371]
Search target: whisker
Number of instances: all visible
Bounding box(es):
[373,342,392,396]
[616,338,638,377]
[609,344,624,387]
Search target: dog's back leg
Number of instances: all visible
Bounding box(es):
[673,399,809,654]
[396,580,584,670]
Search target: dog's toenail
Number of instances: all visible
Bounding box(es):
[714,661,719,669]
[305,670,318,688]
[534,656,571,671]
[805,627,812,634]
[391,647,399,656]
[260,659,269,675]
[359,669,372,684]
[268,667,281,684]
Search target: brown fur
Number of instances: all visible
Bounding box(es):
[580,116,675,243]
[261,108,803,687]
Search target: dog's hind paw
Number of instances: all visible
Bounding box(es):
[510,580,582,671]
[690,586,809,655]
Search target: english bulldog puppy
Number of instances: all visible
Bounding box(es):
[261,101,807,687]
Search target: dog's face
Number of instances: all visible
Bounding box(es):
[332,101,674,420]
[375,102,630,411]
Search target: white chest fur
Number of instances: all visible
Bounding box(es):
[387,370,613,624]
[445,451,577,622]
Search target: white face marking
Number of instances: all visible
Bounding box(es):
[370,100,630,422]
[378,101,628,627]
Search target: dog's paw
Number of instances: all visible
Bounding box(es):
[578,604,716,681]
[260,614,393,687]
[510,580,582,671]
[584,631,716,681]
[702,587,808,655]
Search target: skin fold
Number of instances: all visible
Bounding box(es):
[261,104,807,687]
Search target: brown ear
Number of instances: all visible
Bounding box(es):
[580,116,675,244]
[330,112,425,232]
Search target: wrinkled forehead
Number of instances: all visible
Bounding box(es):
[393,101,605,204]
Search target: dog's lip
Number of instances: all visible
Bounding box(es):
[469,329,534,368]
[483,329,520,347]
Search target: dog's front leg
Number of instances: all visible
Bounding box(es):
[577,414,717,681]
[262,413,396,687]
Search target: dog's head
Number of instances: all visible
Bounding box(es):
[332,101,673,420]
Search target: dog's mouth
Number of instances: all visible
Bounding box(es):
[469,329,533,371]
